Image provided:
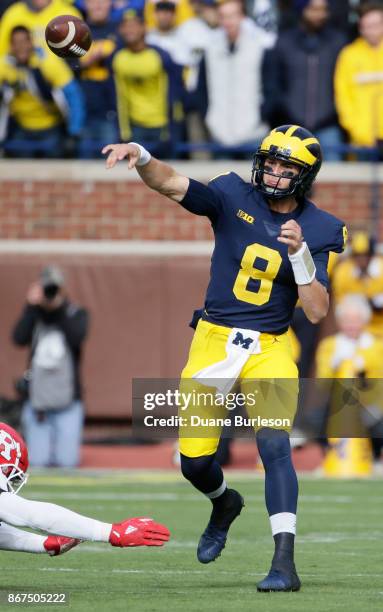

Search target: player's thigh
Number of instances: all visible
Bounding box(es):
[244,332,298,378]
[181,319,229,378]
[241,334,298,432]
[179,321,229,456]
[179,376,225,457]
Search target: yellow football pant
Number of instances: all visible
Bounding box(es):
[179,320,298,458]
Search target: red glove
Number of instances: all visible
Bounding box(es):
[109,517,170,547]
[44,536,80,556]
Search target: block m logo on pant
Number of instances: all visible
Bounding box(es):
[232,332,254,350]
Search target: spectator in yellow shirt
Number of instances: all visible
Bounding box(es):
[0,0,81,56]
[332,231,383,339]
[316,294,383,379]
[0,26,84,157]
[334,2,383,154]
[316,293,383,460]
[113,8,184,157]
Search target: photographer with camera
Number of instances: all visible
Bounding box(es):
[12,266,89,468]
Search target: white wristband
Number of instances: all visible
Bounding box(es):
[288,241,316,285]
[129,142,152,166]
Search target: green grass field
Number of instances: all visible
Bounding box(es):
[1,471,382,612]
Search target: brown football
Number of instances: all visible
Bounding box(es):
[45,15,92,58]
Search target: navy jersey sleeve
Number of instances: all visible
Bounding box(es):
[180,178,223,222]
[326,220,347,254]
[303,205,347,289]
[313,251,330,290]
[312,214,347,255]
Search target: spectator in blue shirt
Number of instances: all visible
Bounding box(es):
[78,0,119,158]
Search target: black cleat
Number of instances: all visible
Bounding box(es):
[257,563,301,592]
[197,489,244,564]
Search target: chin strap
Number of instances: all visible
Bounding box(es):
[288,242,316,285]
[264,184,291,197]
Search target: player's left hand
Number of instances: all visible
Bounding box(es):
[109,517,170,547]
[278,220,303,254]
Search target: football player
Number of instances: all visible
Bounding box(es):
[103,125,346,592]
[0,422,170,555]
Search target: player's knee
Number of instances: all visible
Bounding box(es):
[180,454,215,482]
[256,428,291,466]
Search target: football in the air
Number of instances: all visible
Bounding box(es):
[45,15,92,58]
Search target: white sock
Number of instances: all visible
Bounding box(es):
[0,493,112,542]
[0,522,46,553]
[269,512,296,536]
[205,480,227,499]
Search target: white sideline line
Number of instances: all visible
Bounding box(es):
[29,492,187,501]
[299,535,381,543]
[0,240,214,256]
[37,568,265,576]
[64,533,383,553]
[24,468,383,481]
[73,538,372,552]
[74,543,232,552]
[27,491,353,503]
[34,568,383,578]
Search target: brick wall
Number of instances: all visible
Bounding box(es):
[0,181,211,240]
[0,161,380,240]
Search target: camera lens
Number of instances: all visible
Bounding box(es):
[43,284,59,300]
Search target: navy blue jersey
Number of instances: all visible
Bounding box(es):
[181,172,346,334]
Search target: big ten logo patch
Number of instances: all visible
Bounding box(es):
[237,209,255,225]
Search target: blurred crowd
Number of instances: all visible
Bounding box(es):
[1,0,383,159]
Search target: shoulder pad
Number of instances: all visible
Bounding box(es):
[208,172,246,190]
[305,204,347,254]
[208,171,232,183]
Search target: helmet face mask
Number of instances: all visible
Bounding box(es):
[252,125,322,200]
[0,464,28,494]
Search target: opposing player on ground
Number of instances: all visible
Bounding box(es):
[103,125,346,591]
[0,422,170,555]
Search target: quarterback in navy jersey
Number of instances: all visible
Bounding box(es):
[184,170,344,333]
[103,125,346,593]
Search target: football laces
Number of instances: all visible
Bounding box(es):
[68,44,87,57]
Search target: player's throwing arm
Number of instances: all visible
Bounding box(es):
[102,143,189,202]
